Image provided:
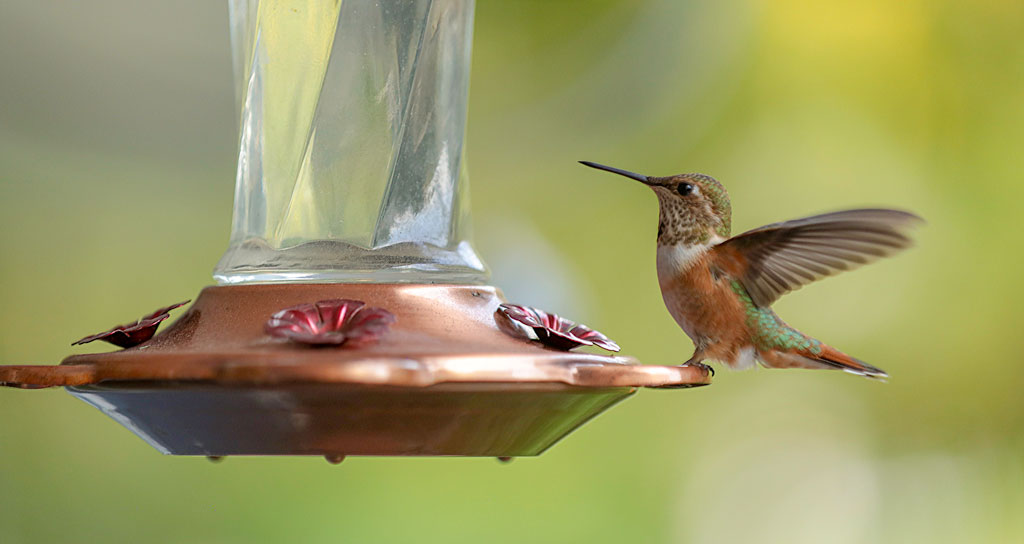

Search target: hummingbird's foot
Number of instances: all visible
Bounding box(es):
[683,360,714,376]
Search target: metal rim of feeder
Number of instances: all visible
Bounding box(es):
[0,0,710,460]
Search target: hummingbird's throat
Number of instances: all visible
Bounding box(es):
[657,214,720,246]
[654,191,726,245]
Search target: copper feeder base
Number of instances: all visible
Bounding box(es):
[1,284,710,458]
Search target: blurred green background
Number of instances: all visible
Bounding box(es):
[2,0,1023,542]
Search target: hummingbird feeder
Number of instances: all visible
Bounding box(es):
[0,0,710,461]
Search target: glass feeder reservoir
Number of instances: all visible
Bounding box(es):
[216,0,486,285]
[0,0,710,461]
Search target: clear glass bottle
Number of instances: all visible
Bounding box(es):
[215,0,487,284]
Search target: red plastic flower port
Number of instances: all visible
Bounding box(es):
[265,299,396,347]
[72,300,191,348]
[497,304,620,352]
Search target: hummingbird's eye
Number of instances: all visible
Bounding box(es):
[677,183,694,196]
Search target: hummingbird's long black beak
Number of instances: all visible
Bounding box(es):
[578,161,651,185]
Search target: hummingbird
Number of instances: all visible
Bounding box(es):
[580,161,922,379]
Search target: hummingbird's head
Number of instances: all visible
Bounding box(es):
[580,161,732,244]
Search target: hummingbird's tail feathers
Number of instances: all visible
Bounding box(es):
[810,345,888,380]
[759,345,888,380]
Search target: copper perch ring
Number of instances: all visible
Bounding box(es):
[0,284,711,391]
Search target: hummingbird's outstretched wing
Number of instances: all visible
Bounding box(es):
[712,209,922,308]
